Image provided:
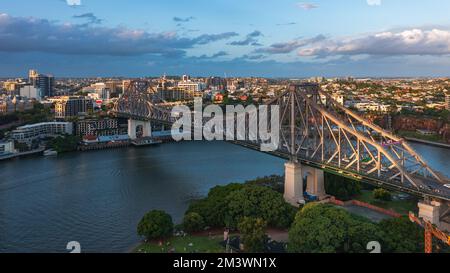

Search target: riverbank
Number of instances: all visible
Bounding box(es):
[0,147,45,161]
[405,137,450,149]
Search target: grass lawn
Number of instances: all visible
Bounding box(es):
[134,234,225,253]
[355,190,418,215]
[397,130,444,143]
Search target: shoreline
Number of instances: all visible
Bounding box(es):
[404,137,450,149]
[2,136,449,163]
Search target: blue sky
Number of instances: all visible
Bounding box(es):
[1,0,450,77]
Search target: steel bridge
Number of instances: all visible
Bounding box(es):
[113,80,450,227]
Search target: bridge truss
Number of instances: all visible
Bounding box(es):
[113,80,450,201]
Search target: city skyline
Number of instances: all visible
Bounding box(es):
[1,0,450,77]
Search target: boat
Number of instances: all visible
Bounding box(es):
[44,149,58,156]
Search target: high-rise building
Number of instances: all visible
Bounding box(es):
[29,69,54,97]
[53,96,94,119]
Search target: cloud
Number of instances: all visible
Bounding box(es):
[0,14,237,57]
[277,22,297,26]
[236,54,266,61]
[193,32,238,45]
[367,0,382,6]
[73,13,102,25]
[297,2,318,10]
[255,35,326,54]
[229,30,263,46]
[194,51,229,60]
[173,16,195,23]
[297,28,450,57]
[66,0,81,6]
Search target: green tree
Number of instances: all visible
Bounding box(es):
[288,203,382,253]
[49,134,80,153]
[238,217,267,253]
[137,210,173,240]
[225,185,296,229]
[347,217,383,253]
[378,217,424,253]
[245,175,284,193]
[186,183,245,227]
[373,188,392,201]
[325,173,361,201]
[182,212,205,233]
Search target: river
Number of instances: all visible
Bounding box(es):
[0,141,448,253]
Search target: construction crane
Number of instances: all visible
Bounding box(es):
[409,212,450,253]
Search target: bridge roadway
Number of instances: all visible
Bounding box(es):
[229,140,450,202]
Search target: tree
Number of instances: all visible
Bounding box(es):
[373,188,392,201]
[238,217,267,253]
[324,173,361,201]
[225,185,297,229]
[186,183,245,227]
[137,210,173,240]
[49,134,80,153]
[288,203,382,253]
[245,175,284,193]
[347,217,383,253]
[378,217,424,253]
[182,212,205,233]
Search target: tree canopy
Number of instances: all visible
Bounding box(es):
[238,217,268,253]
[137,210,173,240]
[186,184,296,229]
[324,172,361,201]
[288,203,382,253]
[378,217,424,253]
[182,212,205,233]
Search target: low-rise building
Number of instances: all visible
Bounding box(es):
[0,140,15,155]
[10,122,73,145]
[157,87,194,101]
[19,85,42,100]
[0,97,34,114]
[178,80,206,93]
[76,118,119,137]
[446,94,450,111]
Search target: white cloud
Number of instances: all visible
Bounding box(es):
[367,0,381,6]
[297,2,318,10]
[297,28,450,57]
[66,0,81,6]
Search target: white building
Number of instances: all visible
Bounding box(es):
[11,122,73,145]
[178,77,206,93]
[0,141,15,155]
[19,85,42,100]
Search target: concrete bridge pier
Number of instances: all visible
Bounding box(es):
[128,119,152,140]
[303,166,327,200]
[284,162,327,207]
[284,162,305,207]
[418,200,441,225]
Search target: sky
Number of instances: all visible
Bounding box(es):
[1,0,450,77]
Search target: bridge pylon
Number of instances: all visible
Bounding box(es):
[128,119,152,140]
[284,161,305,207]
